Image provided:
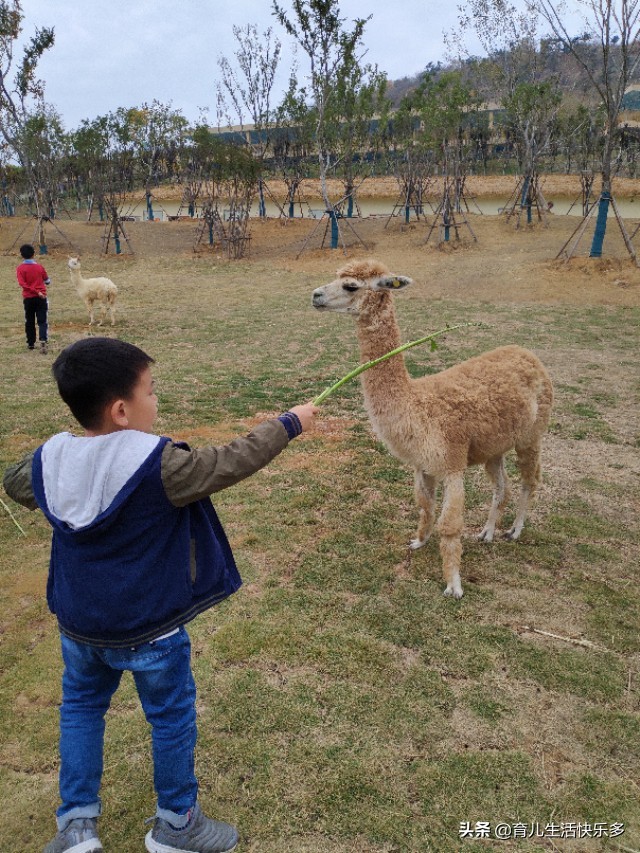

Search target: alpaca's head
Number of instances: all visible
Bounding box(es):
[312,259,413,316]
[68,257,81,271]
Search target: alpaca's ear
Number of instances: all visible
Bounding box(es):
[375,275,413,290]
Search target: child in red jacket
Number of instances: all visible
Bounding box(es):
[17,243,51,353]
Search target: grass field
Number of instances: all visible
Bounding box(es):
[0,210,639,852]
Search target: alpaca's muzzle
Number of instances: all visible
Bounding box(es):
[311,289,327,308]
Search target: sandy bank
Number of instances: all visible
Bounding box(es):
[148,173,640,202]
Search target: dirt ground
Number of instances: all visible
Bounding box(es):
[5,174,640,311]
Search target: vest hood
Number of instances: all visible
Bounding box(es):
[40,431,162,530]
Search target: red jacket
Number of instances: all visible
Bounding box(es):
[17,260,50,298]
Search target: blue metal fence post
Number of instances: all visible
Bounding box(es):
[2,178,14,215]
[589,192,610,258]
[520,174,532,223]
[114,217,121,254]
[329,209,339,249]
[38,220,47,254]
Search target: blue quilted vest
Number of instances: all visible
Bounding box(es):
[31,437,242,648]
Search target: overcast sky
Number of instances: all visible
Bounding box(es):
[19,0,485,129]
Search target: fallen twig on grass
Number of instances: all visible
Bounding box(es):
[520,625,604,651]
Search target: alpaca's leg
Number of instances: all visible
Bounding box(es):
[101,299,112,326]
[409,470,437,549]
[505,443,541,540]
[478,455,511,542]
[437,471,465,599]
[109,300,116,325]
[85,299,94,326]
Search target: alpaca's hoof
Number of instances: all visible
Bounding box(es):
[443,584,464,599]
[477,527,495,543]
[409,537,427,550]
[443,571,463,599]
[503,527,521,541]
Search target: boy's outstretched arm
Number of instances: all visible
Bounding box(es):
[3,451,38,509]
[162,402,319,507]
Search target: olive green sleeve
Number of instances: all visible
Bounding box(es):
[3,451,38,510]
[161,418,290,507]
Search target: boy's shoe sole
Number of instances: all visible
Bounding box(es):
[44,840,102,853]
[144,832,237,853]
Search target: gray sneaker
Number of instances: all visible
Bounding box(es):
[145,802,238,852]
[43,817,103,853]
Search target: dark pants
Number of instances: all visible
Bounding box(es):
[23,296,48,347]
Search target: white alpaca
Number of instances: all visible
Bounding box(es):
[68,257,118,326]
[312,259,553,599]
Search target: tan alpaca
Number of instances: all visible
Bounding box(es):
[312,259,553,599]
[68,257,118,326]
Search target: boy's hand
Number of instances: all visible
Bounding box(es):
[288,401,319,432]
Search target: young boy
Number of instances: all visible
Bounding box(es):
[16,243,51,354]
[3,337,318,853]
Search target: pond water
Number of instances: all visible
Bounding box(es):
[119,194,640,221]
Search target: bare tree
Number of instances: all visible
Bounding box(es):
[0,1,55,225]
[273,68,316,218]
[217,24,282,217]
[451,0,541,101]
[0,2,54,140]
[532,0,640,258]
[112,101,187,221]
[272,0,370,215]
[324,56,389,217]
[452,0,562,225]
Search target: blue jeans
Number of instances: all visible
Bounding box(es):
[57,627,197,831]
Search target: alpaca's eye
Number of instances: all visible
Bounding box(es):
[342,283,359,292]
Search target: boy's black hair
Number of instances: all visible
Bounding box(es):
[52,338,154,430]
[20,244,35,259]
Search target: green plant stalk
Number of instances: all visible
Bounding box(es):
[0,496,27,537]
[313,323,478,405]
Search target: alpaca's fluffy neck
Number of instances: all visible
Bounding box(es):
[69,268,91,298]
[355,292,412,411]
